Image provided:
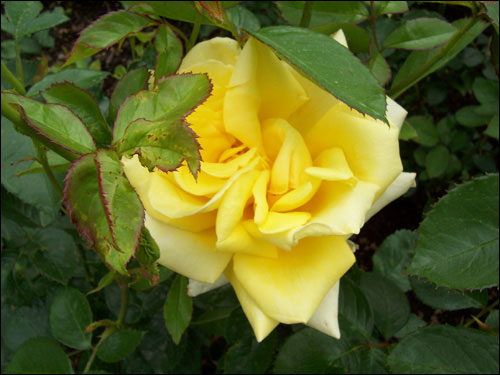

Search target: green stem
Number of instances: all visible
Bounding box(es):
[1,96,78,162]
[82,327,114,374]
[464,299,499,328]
[14,38,24,87]
[32,140,63,198]
[369,1,380,52]
[388,16,480,99]
[116,281,129,328]
[1,60,26,94]
[299,1,314,28]
[188,12,202,51]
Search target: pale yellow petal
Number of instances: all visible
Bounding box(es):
[232,236,355,323]
[179,37,241,70]
[307,281,341,339]
[330,29,348,48]
[305,147,354,181]
[225,264,279,342]
[386,96,407,131]
[305,102,402,191]
[146,213,231,283]
[187,274,229,297]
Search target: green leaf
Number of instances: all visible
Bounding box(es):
[155,25,183,80]
[1,303,50,352]
[394,313,426,338]
[1,116,59,220]
[249,26,388,123]
[407,174,499,290]
[388,325,499,373]
[390,18,488,98]
[33,228,79,285]
[87,270,115,296]
[276,1,369,26]
[64,11,151,67]
[335,347,389,374]
[135,227,160,265]
[426,145,450,178]
[485,114,499,140]
[399,121,418,141]
[27,69,109,99]
[360,272,410,340]
[16,8,69,39]
[223,333,277,374]
[383,18,456,50]
[473,77,499,104]
[49,287,93,350]
[2,93,96,156]
[4,337,73,374]
[407,115,439,146]
[486,310,499,330]
[338,276,374,342]
[456,105,492,127]
[109,66,149,123]
[273,327,350,374]
[113,74,211,177]
[97,329,144,363]
[227,5,261,34]
[485,2,499,27]
[63,152,144,275]
[163,275,193,345]
[367,50,391,86]
[374,1,409,16]
[42,82,111,145]
[372,230,418,292]
[4,1,42,39]
[410,277,487,310]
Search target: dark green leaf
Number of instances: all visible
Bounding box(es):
[4,337,73,374]
[485,114,499,140]
[27,69,109,99]
[113,74,211,177]
[473,77,499,104]
[485,2,499,26]
[136,227,160,265]
[485,310,499,330]
[410,277,487,310]
[87,270,115,295]
[399,121,418,141]
[1,116,60,220]
[49,287,92,350]
[426,145,450,178]
[163,275,192,344]
[4,1,42,38]
[63,152,144,275]
[372,230,418,292]
[276,1,369,26]
[367,50,391,86]
[394,314,426,338]
[16,8,69,39]
[33,228,79,285]
[64,11,151,67]
[42,82,111,145]
[155,25,183,80]
[375,1,409,16]
[383,18,456,50]
[312,22,371,53]
[407,115,439,146]
[223,333,276,374]
[407,174,499,290]
[227,5,261,34]
[360,272,410,340]
[388,325,499,373]
[249,26,388,123]
[335,347,389,374]
[2,93,96,155]
[273,327,350,374]
[456,105,492,127]
[109,67,149,123]
[97,329,144,363]
[1,303,50,352]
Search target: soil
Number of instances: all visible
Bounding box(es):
[3,0,497,372]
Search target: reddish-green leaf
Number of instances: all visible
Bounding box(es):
[63,151,144,275]
[155,24,183,80]
[109,66,149,123]
[2,92,96,156]
[113,73,212,178]
[42,82,111,145]
[63,10,151,67]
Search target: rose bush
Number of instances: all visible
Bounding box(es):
[122,33,416,342]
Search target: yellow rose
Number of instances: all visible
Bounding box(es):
[122,32,415,342]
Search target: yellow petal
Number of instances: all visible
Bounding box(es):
[232,236,355,323]
[216,170,259,242]
[173,165,226,196]
[202,148,257,178]
[146,213,231,283]
[305,102,402,191]
[258,211,311,234]
[216,223,278,258]
[252,39,308,120]
[225,264,279,342]
[305,147,354,181]
[271,177,321,212]
[179,37,241,70]
[252,170,270,225]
